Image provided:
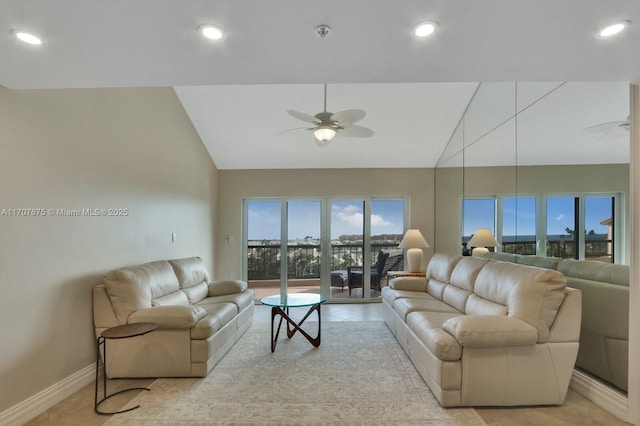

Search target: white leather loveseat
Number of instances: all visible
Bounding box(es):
[382,253,581,407]
[93,256,254,378]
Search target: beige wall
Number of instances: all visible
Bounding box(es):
[435,163,630,261]
[215,168,435,280]
[0,87,217,412]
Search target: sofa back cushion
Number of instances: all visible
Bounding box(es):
[152,290,190,307]
[169,257,211,303]
[444,257,489,312]
[103,260,179,324]
[557,259,628,286]
[483,252,519,262]
[426,253,461,299]
[474,261,567,342]
[515,255,561,270]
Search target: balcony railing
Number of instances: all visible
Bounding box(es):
[500,239,612,262]
[247,242,399,281]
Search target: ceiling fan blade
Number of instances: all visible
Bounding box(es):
[330,109,366,126]
[287,110,321,124]
[275,127,310,135]
[340,124,375,138]
[581,121,629,134]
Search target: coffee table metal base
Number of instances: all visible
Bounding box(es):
[270,303,321,352]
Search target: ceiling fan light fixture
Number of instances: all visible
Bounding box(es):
[199,24,226,41]
[12,30,42,45]
[313,125,336,144]
[413,21,439,38]
[596,20,630,39]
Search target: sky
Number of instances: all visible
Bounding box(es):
[247,199,404,240]
[247,196,613,241]
[463,196,613,237]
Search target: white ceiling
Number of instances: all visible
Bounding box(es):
[2,0,638,169]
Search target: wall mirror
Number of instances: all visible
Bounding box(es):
[434,81,630,395]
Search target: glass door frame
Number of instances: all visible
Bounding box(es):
[243,196,408,303]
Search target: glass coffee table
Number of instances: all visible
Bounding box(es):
[261,293,327,352]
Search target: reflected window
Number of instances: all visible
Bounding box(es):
[463,194,620,263]
[462,198,495,254]
[502,197,536,255]
[585,196,614,263]
[546,197,577,259]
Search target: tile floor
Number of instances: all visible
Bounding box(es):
[25,303,630,425]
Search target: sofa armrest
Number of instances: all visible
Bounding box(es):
[208,279,248,296]
[389,277,428,292]
[128,305,207,329]
[442,315,538,347]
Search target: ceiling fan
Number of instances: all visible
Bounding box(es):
[581,115,630,142]
[286,84,374,145]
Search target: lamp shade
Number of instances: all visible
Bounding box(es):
[467,228,500,248]
[398,229,429,272]
[398,229,429,249]
[467,228,499,257]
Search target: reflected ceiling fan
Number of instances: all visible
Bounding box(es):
[285,84,374,145]
[581,115,630,142]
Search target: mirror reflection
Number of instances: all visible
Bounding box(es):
[435,81,630,394]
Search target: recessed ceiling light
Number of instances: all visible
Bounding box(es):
[198,24,226,41]
[11,30,42,45]
[596,20,631,39]
[413,21,439,38]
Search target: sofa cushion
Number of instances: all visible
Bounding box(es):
[208,280,248,296]
[169,257,211,287]
[169,257,211,303]
[152,289,189,307]
[182,282,209,304]
[196,291,254,312]
[450,256,489,291]
[442,315,539,347]
[475,261,567,342]
[394,297,459,321]
[388,276,428,292]
[407,311,462,361]
[558,259,629,286]
[191,303,238,339]
[129,305,206,329]
[427,279,448,300]
[465,294,508,316]
[103,260,179,324]
[517,255,563,270]
[426,253,461,283]
[382,287,433,306]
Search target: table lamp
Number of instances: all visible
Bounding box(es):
[398,229,430,272]
[467,228,500,257]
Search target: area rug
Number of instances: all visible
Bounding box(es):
[105,321,486,425]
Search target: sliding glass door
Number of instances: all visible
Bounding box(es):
[287,201,322,295]
[329,199,365,300]
[245,197,406,302]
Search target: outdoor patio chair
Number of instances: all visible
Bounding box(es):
[347,251,389,296]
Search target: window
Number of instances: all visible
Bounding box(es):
[463,193,621,263]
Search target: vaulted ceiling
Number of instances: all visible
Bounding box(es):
[2,1,638,169]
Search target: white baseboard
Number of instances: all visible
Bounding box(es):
[0,364,94,426]
[570,369,628,422]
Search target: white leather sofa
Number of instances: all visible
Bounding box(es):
[93,257,254,378]
[484,252,629,392]
[382,253,581,407]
